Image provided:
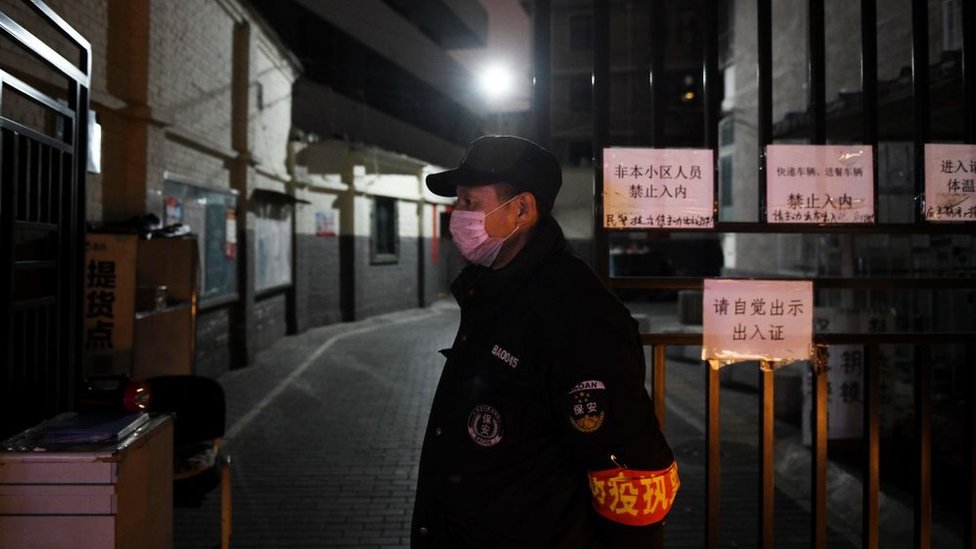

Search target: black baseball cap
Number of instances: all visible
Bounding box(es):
[426,135,562,214]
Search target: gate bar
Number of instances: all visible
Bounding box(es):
[809,0,826,145]
[969,343,976,549]
[965,0,975,144]
[860,0,879,218]
[0,12,87,85]
[615,276,976,291]
[649,0,665,148]
[863,344,880,549]
[914,346,932,549]
[532,0,551,148]
[653,345,666,432]
[760,362,775,549]
[593,0,609,280]
[813,345,828,549]
[702,0,719,221]
[600,221,976,234]
[706,362,721,549]
[910,0,929,223]
[756,0,772,220]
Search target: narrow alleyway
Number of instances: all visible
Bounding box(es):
[173,302,954,548]
[175,304,454,548]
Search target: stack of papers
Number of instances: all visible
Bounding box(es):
[35,412,150,448]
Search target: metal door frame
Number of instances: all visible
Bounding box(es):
[0,0,90,438]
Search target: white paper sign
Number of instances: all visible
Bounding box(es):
[702,279,813,364]
[924,143,976,221]
[802,345,864,444]
[766,144,874,223]
[603,148,714,229]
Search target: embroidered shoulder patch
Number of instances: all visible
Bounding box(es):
[467,404,504,447]
[568,379,607,433]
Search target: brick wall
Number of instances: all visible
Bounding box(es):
[149,0,234,150]
[254,292,288,353]
[354,236,421,318]
[195,307,232,379]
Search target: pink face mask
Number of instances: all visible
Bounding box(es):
[449,195,521,267]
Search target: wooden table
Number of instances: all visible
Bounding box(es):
[0,416,173,549]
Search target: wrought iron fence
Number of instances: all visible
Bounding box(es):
[0,0,90,438]
[573,1,976,548]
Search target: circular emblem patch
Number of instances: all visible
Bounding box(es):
[467,404,504,447]
[568,380,607,434]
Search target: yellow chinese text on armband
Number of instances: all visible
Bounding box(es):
[587,461,680,526]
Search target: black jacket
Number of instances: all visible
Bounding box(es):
[411,217,676,548]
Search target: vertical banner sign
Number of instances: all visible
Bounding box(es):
[924,144,976,221]
[802,345,864,444]
[766,144,875,223]
[603,148,714,229]
[84,234,137,375]
[702,279,813,364]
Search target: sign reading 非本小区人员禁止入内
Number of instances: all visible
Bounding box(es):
[702,279,813,365]
[765,144,875,224]
[924,143,976,222]
[602,148,714,229]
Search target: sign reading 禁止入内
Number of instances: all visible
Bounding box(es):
[766,144,875,224]
[602,148,714,229]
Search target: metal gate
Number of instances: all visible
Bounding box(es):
[0,0,90,438]
[541,0,976,548]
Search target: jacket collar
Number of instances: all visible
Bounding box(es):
[451,215,567,304]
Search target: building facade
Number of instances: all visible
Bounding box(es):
[1,0,489,437]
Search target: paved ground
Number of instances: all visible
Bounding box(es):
[173,300,964,548]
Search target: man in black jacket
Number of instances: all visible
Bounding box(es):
[412,135,678,548]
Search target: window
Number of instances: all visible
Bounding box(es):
[371,196,399,264]
[569,76,592,113]
[569,14,592,51]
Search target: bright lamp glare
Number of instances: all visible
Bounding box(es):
[479,64,513,100]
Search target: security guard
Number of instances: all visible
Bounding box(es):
[412,136,678,548]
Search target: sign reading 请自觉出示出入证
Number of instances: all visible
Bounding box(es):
[765,144,875,224]
[702,279,813,365]
[924,144,976,222]
[602,148,714,229]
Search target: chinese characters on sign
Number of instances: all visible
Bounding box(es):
[85,257,116,349]
[924,144,976,221]
[766,145,875,223]
[702,279,813,365]
[802,345,864,444]
[83,234,136,374]
[603,148,714,229]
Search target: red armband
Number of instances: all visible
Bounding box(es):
[587,461,680,526]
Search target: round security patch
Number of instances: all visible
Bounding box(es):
[467,404,504,447]
[568,380,607,433]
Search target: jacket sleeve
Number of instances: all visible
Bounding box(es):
[546,297,679,543]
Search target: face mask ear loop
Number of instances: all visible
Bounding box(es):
[502,223,521,243]
[484,194,520,219]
